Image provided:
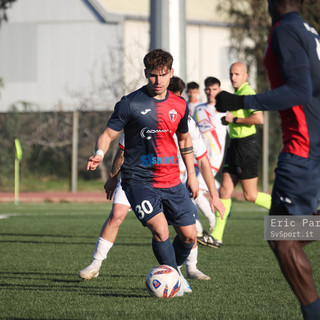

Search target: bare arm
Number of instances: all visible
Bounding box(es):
[197,156,225,219]
[104,147,124,200]
[225,111,264,125]
[109,147,124,179]
[177,131,199,199]
[87,126,120,171]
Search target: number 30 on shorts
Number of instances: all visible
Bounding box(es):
[135,200,153,220]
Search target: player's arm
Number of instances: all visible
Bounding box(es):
[177,131,199,199]
[224,111,264,125]
[197,156,225,219]
[216,27,313,112]
[245,26,313,111]
[87,126,120,171]
[104,146,124,200]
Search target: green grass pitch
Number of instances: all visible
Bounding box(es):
[0,201,318,319]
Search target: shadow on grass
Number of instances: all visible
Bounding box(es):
[0,233,90,238]
[0,271,148,298]
[0,239,149,247]
[0,233,151,247]
[1,318,76,320]
[0,282,147,298]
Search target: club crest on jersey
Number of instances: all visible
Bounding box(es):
[169,109,177,122]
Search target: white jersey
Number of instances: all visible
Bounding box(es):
[187,116,207,161]
[175,116,208,183]
[174,116,207,162]
[187,100,202,117]
[193,103,228,174]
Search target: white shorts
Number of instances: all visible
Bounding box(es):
[113,180,131,207]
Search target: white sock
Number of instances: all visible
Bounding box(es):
[185,247,198,271]
[93,237,114,261]
[90,259,102,269]
[195,218,204,236]
[194,191,216,229]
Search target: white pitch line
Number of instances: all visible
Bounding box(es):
[0,211,108,219]
[0,213,18,219]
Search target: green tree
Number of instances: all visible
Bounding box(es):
[300,0,320,30]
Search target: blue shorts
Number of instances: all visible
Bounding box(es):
[270,153,320,216]
[123,182,196,226]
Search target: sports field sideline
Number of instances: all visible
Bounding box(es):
[0,201,317,319]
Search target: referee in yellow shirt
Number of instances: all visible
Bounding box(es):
[200,62,271,248]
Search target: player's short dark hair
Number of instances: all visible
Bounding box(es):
[204,77,221,88]
[168,76,186,96]
[144,49,173,72]
[187,81,199,90]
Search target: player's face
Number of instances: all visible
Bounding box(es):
[230,64,248,90]
[145,67,174,99]
[204,83,221,104]
[187,88,199,103]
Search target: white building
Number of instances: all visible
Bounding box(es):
[0,0,234,112]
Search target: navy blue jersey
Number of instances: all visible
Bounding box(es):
[107,86,189,188]
[244,12,320,160]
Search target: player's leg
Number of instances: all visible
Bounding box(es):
[173,224,197,266]
[182,200,210,280]
[240,177,271,209]
[268,239,318,305]
[194,189,216,230]
[185,242,210,280]
[268,154,320,319]
[173,224,196,293]
[238,135,271,209]
[145,212,179,269]
[139,208,192,296]
[79,182,130,280]
[124,183,180,270]
[79,203,130,280]
[208,172,237,247]
[159,183,197,268]
[160,183,198,293]
[193,170,216,231]
[195,217,204,237]
[192,200,205,236]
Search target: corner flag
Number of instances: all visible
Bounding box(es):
[15,138,23,161]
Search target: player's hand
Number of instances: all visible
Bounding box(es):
[187,174,199,199]
[225,111,234,123]
[210,197,225,220]
[86,154,103,171]
[216,91,245,112]
[220,116,228,126]
[104,176,118,200]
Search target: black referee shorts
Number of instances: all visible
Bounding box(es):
[223,134,260,180]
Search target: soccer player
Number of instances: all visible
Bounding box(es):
[87,49,223,295]
[215,1,320,318]
[193,77,229,241]
[80,76,224,281]
[169,76,225,279]
[186,81,201,117]
[201,62,271,248]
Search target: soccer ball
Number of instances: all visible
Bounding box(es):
[145,265,181,298]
